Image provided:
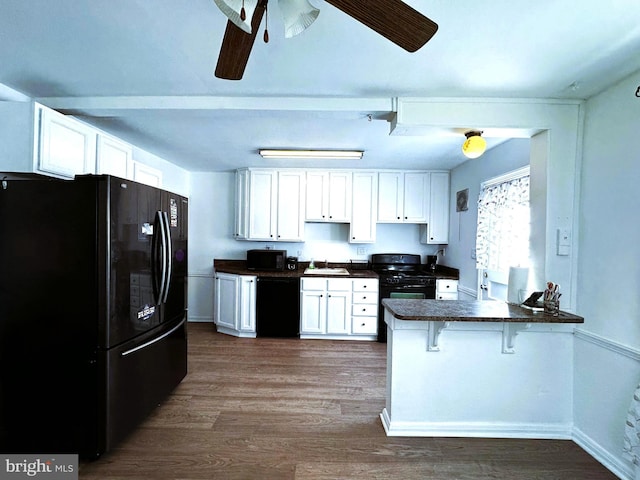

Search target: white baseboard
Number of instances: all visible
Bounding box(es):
[380,408,572,439]
[187,315,214,323]
[573,426,634,480]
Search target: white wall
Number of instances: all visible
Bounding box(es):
[446,139,530,297]
[572,70,640,480]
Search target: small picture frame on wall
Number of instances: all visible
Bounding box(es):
[456,188,469,212]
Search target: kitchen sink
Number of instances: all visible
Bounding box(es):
[303,267,350,275]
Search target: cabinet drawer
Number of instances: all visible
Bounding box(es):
[352,292,378,304]
[436,279,458,293]
[301,277,326,290]
[352,304,377,316]
[437,293,459,300]
[352,316,377,334]
[327,278,352,291]
[352,278,378,292]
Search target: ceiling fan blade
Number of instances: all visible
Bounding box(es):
[215,0,267,80]
[324,0,438,52]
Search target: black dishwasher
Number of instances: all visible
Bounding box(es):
[256,277,300,338]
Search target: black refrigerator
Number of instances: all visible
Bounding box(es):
[0,173,188,458]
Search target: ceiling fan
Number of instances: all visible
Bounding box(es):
[214,0,438,80]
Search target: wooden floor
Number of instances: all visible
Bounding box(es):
[80,323,617,479]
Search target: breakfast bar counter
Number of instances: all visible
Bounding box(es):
[380,299,584,439]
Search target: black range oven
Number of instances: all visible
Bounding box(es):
[371,253,436,342]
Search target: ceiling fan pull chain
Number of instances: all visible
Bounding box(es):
[263,1,270,43]
[240,0,246,21]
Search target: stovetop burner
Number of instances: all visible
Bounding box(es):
[370,253,436,286]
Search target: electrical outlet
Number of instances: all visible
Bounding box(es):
[357,247,367,255]
[265,244,274,250]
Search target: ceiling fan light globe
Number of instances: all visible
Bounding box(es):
[462,134,487,159]
[278,0,320,38]
[214,0,257,33]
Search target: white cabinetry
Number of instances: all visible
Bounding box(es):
[238,169,305,242]
[349,171,377,243]
[351,279,378,335]
[96,134,133,178]
[305,171,352,222]
[38,107,97,178]
[426,172,450,244]
[377,171,429,223]
[436,279,459,300]
[234,168,249,239]
[300,277,378,340]
[300,278,351,335]
[214,272,257,337]
[0,101,96,178]
[132,161,163,187]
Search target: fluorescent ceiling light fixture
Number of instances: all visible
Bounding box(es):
[259,149,363,159]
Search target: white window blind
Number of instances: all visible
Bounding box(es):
[476,168,530,272]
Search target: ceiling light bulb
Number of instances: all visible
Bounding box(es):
[462,131,487,159]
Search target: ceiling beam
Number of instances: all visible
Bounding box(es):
[34,95,395,118]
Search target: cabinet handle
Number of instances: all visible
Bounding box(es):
[362,308,366,312]
[361,322,366,326]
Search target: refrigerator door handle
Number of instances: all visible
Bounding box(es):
[156,210,169,305]
[161,211,172,304]
[151,211,162,305]
[120,318,186,357]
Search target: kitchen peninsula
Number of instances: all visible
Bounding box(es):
[381,299,584,439]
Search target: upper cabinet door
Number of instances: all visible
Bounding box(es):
[305,171,329,221]
[276,170,305,241]
[305,171,352,222]
[248,170,277,241]
[402,172,430,223]
[377,172,404,222]
[38,108,97,178]
[350,171,377,243]
[426,172,450,244]
[327,171,352,222]
[97,134,133,178]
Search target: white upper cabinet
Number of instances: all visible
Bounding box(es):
[239,168,305,242]
[305,171,352,222]
[377,171,429,223]
[132,161,163,188]
[426,172,450,244]
[349,171,377,243]
[234,168,250,240]
[276,170,306,241]
[96,134,133,178]
[0,101,96,178]
[38,107,97,178]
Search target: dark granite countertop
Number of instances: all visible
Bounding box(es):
[382,298,584,323]
[214,259,378,279]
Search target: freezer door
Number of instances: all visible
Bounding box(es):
[103,317,187,452]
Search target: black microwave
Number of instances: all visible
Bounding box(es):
[246,249,287,271]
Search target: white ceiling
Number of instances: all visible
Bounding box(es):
[2,0,640,172]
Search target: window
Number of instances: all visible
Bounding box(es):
[476,167,530,301]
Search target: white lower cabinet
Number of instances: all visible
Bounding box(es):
[351,279,379,334]
[300,277,378,339]
[214,272,257,337]
[436,279,459,300]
